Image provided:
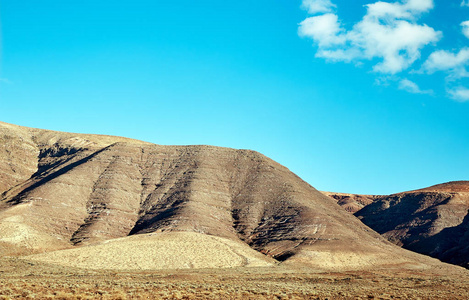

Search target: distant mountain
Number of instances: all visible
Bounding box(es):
[356,181,469,268]
[0,121,450,271]
[321,192,379,213]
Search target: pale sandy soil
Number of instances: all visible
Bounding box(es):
[26,232,275,270]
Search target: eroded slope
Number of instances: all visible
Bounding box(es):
[356,181,469,268]
[0,121,451,270]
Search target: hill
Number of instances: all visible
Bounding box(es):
[356,181,469,268]
[321,192,379,213]
[0,121,459,271]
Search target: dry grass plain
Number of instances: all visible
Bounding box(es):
[1,257,469,299]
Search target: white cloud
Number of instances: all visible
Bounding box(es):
[366,0,433,20]
[316,48,361,62]
[301,0,336,14]
[422,48,469,77]
[298,14,345,47]
[398,78,433,94]
[449,86,469,101]
[423,48,469,99]
[354,18,440,73]
[462,21,469,39]
[299,0,441,74]
[299,0,469,102]
[405,0,434,11]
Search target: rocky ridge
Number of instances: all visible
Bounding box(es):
[321,192,379,213]
[355,181,469,268]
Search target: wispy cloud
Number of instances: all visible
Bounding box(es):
[462,21,469,39]
[299,0,440,74]
[301,0,336,14]
[462,0,469,7]
[398,78,433,95]
[449,86,469,101]
[365,0,433,19]
[422,48,469,78]
[299,14,345,48]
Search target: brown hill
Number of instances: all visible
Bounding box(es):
[355,181,469,268]
[413,181,469,193]
[0,121,459,271]
[321,192,379,213]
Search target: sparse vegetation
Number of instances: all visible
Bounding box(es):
[1,258,469,299]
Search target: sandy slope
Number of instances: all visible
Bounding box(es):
[26,232,275,270]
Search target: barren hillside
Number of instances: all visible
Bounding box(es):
[0,121,459,272]
[321,192,380,213]
[356,181,469,268]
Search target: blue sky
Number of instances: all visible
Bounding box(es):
[0,0,468,194]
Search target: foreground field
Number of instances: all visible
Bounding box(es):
[1,258,468,299]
